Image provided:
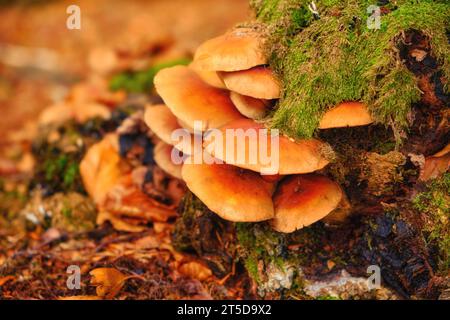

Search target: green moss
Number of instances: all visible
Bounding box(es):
[50,193,97,232]
[109,58,190,93]
[244,255,260,282]
[37,152,83,194]
[253,0,450,140]
[412,173,450,274]
[236,223,285,283]
[32,126,86,195]
[316,295,341,300]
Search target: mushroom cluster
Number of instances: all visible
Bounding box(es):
[144,27,375,233]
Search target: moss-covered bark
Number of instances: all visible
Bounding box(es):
[251,0,449,141]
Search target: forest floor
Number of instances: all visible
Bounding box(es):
[0,0,251,300]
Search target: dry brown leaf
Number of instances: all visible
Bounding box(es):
[72,102,111,123]
[102,181,177,222]
[419,144,450,181]
[97,211,146,233]
[58,295,102,300]
[179,262,212,281]
[90,268,135,299]
[38,102,73,125]
[0,275,15,286]
[419,155,450,181]
[69,79,126,106]
[80,134,123,206]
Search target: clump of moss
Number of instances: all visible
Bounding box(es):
[33,149,84,196]
[236,223,286,283]
[236,222,353,298]
[316,295,342,300]
[413,173,450,274]
[31,125,86,196]
[18,191,97,233]
[252,0,450,140]
[109,58,190,93]
[48,192,97,232]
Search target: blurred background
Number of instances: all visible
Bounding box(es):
[0,0,249,141]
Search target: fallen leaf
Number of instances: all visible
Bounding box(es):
[103,182,177,222]
[0,276,15,286]
[58,296,102,300]
[419,144,450,181]
[90,268,132,299]
[97,211,146,233]
[80,134,123,206]
[179,262,212,281]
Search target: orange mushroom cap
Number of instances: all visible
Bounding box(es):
[154,141,183,179]
[220,66,280,99]
[204,118,331,175]
[181,159,274,222]
[154,65,243,131]
[271,174,344,233]
[230,91,272,120]
[193,28,266,72]
[189,63,226,89]
[319,102,373,129]
[144,104,180,146]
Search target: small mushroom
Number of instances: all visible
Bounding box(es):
[220,66,280,99]
[144,104,181,146]
[230,91,272,120]
[271,174,344,233]
[154,65,243,131]
[189,63,226,89]
[143,103,201,156]
[181,158,274,222]
[154,141,183,180]
[192,27,266,72]
[318,102,373,129]
[204,118,331,174]
[177,118,195,133]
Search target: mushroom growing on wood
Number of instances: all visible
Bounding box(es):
[143,103,202,156]
[181,158,274,222]
[154,65,243,131]
[193,27,266,72]
[144,104,181,146]
[271,174,345,233]
[154,141,183,180]
[204,118,332,174]
[219,66,281,100]
[318,102,373,129]
[189,63,226,89]
[229,91,272,120]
